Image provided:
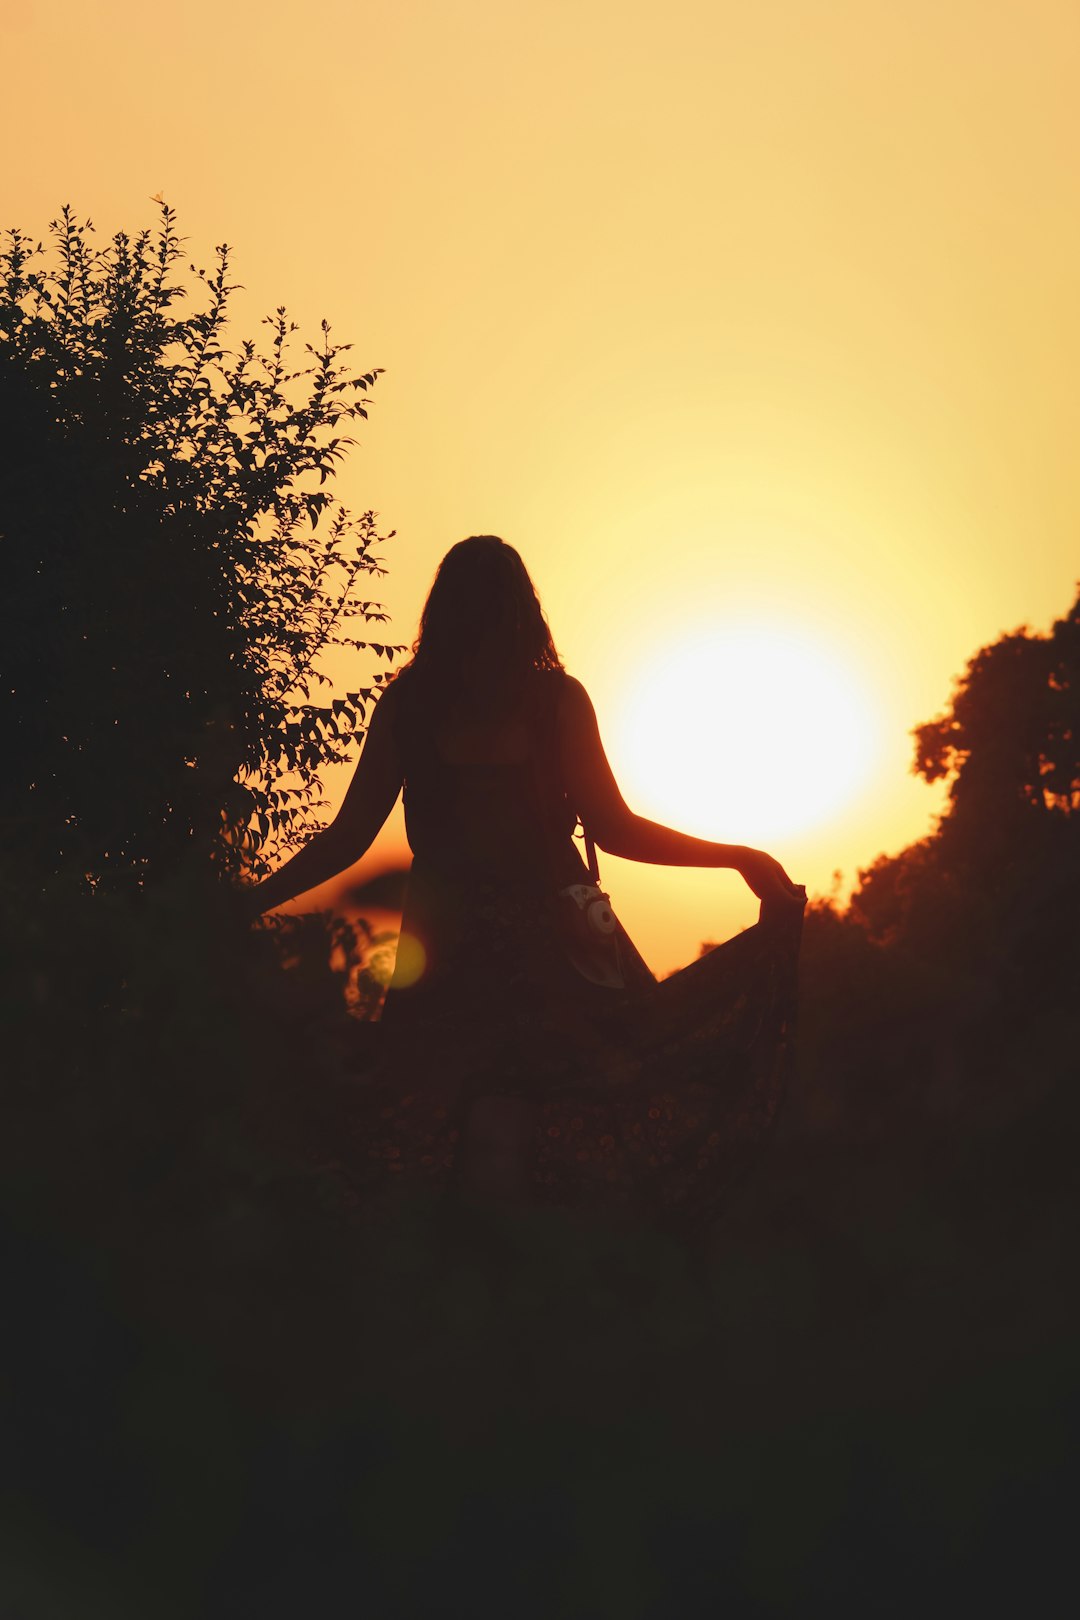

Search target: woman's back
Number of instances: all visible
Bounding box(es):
[389,664,582,888]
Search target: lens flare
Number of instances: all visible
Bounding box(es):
[391,931,427,989]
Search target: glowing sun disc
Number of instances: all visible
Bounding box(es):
[612,625,876,843]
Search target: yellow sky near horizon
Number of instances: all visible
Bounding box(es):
[6,0,1080,971]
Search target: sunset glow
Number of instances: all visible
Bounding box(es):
[613,626,876,843]
[7,0,1080,970]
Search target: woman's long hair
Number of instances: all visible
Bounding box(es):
[400,536,562,711]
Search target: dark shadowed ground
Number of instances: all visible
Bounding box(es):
[2,873,1075,1618]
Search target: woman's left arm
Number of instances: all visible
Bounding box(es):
[558,676,804,905]
[245,684,404,915]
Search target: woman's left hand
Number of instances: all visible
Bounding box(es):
[735,847,806,906]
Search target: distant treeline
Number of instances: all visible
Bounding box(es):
[796,585,1080,1143]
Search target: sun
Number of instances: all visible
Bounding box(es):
[610,623,877,843]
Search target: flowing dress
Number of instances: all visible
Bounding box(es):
[353,666,805,1223]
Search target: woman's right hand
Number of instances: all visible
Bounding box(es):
[735,846,806,906]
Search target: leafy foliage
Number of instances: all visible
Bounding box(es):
[0,203,401,888]
[914,591,1080,838]
[795,586,1080,1139]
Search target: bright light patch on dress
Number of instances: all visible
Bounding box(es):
[391,932,427,989]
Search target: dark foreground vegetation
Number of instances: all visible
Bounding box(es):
[2,210,1077,1615]
[3,800,1077,1615]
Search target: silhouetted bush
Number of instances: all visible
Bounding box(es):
[0,204,399,889]
[795,587,1080,1142]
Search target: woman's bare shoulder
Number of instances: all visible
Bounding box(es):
[365,671,410,738]
[554,672,596,724]
[384,663,413,695]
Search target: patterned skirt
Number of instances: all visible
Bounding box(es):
[349,864,805,1225]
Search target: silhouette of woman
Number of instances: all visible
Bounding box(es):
[251,536,806,1218]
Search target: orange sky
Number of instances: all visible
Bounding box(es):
[7,0,1080,971]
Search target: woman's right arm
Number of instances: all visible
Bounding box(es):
[245,683,405,915]
[557,676,804,904]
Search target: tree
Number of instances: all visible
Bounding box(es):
[0,203,400,890]
[913,592,1080,849]
[838,588,1080,944]
[794,586,1080,1134]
